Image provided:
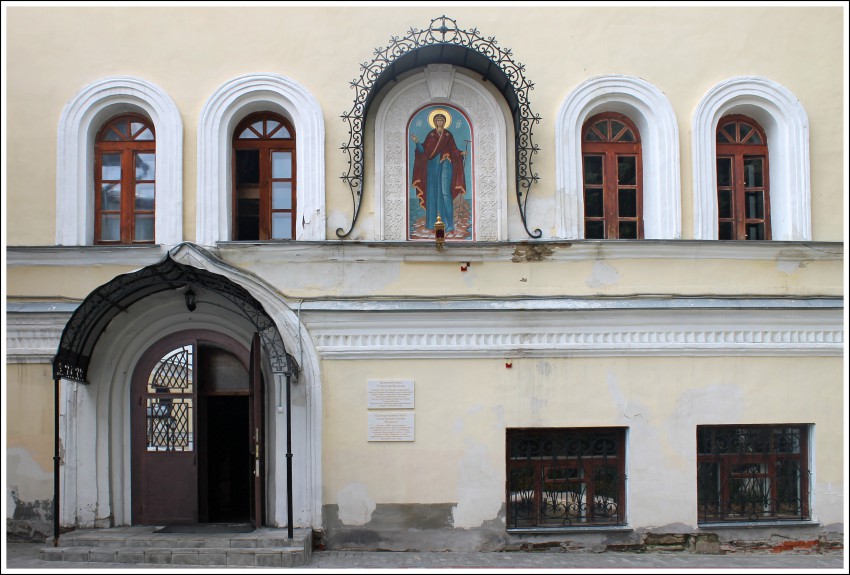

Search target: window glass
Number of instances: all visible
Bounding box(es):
[582,113,643,239]
[102,154,122,180]
[272,151,292,179]
[135,214,155,241]
[232,112,296,240]
[715,116,770,240]
[95,115,156,244]
[136,153,156,181]
[102,183,121,211]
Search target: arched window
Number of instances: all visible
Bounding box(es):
[232,112,297,240]
[94,114,156,244]
[715,115,770,240]
[581,112,643,239]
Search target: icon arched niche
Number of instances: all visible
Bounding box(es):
[374,65,509,241]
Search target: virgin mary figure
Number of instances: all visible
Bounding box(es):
[410,108,467,232]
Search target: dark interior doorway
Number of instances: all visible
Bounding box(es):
[205,396,251,523]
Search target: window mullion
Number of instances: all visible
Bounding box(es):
[604,152,617,239]
[733,155,747,240]
[259,147,271,240]
[122,147,134,244]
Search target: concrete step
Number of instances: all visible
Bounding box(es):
[40,545,308,567]
[40,526,312,567]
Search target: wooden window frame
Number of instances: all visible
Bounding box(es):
[715,114,771,240]
[697,424,809,523]
[506,427,626,528]
[94,114,156,244]
[581,112,643,239]
[231,112,297,241]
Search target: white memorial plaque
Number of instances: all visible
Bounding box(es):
[368,379,415,409]
[368,412,415,442]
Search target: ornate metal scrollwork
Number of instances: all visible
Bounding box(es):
[53,248,295,382]
[338,14,541,239]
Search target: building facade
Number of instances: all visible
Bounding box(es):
[4,6,846,551]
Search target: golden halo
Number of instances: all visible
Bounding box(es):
[428,108,452,129]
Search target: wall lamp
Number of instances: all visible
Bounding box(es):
[434,214,446,251]
[184,287,196,312]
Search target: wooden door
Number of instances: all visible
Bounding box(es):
[132,329,256,526]
[131,335,199,524]
[249,333,265,527]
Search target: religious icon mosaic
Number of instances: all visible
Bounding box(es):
[407,104,474,240]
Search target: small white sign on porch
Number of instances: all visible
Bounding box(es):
[368,412,415,442]
[367,379,414,409]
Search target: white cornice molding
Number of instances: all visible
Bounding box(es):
[692,76,810,240]
[305,307,843,359]
[5,312,70,363]
[556,75,681,239]
[197,73,326,245]
[9,302,841,364]
[56,76,183,246]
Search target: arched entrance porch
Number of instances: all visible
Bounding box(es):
[51,243,321,538]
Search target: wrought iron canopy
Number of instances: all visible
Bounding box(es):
[53,250,293,383]
[338,14,541,239]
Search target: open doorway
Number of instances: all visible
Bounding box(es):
[131,331,264,527]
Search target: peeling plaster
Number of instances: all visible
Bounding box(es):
[336,483,376,526]
[777,259,803,274]
[452,441,503,528]
[586,260,620,288]
[530,396,548,418]
[6,448,53,505]
[606,371,645,421]
[511,244,555,262]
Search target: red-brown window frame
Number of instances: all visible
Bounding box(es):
[94,114,156,244]
[506,427,626,528]
[581,112,643,239]
[231,112,297,241]
[697,424,809,523]
[715,114,771,240]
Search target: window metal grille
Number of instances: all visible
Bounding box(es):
[507,428,626,528]
[697,425,809,522]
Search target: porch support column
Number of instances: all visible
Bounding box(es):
[53,377,61,546]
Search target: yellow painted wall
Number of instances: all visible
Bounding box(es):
[4,6,845,244]
[6,254,843,301]
[5,364,55,505]
[322,356,844,508]
[7,265,146,300]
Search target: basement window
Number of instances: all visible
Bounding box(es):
[506,427,626,528]
[697,424,810,523]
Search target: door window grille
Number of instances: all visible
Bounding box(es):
[145,345,194,451]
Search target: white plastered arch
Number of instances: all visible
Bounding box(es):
[56,76,183,246]
[197,74,325,245]
[556,75,681,239]
[692,76,811,240]
[374,65,509,241]
[60,245,323,529]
